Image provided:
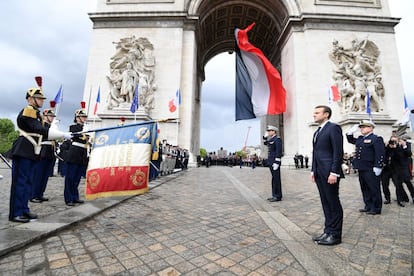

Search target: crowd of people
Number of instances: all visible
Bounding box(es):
[198,147,262,168]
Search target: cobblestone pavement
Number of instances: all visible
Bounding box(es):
[0,164,413,275]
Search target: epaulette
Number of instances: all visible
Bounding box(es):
[22,105,38,119]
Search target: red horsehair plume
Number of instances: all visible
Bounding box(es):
[50,100,56,108]
[35,76,42,87]
[80,101,86,109]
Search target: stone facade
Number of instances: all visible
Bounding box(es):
[83,0,405,162]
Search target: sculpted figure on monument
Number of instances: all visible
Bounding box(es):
[106,36,156,112]
[329,38,384,113]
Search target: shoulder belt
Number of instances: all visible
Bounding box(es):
[18,128,43,155]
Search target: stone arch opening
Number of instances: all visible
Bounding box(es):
[193,0,290,79]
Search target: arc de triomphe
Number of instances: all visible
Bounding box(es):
[83,0,405,161]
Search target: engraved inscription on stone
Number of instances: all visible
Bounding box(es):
[329,38,384,114]
[106,36,157,114]
[315,0,381,8]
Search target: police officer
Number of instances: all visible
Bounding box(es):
[346,120,385,215]
[64,103,89,206]
[30,103,58,203]
[264,125,283,202]
[9,77,71,223]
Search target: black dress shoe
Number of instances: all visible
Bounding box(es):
[66,202,75,206]
[40,197,49,201]
[359,208,369,212]
[11,216,30,223]
[367,211,381,215]
[312,233,328,242]
[398,202,405,207]
[73,199,84,204]
[269,198,282,202]
[316,234,341,246]
[384,200,391,204]
[23,212,38,221]
[30,198,43,203]
[267,197,273,201]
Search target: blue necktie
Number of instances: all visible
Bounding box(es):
[314,127,321,142]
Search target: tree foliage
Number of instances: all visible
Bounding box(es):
[199,148,207,158]
[0,118,17,154]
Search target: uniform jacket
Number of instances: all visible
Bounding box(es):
[346,132,385,171]
[39,122,56,160]
[64,124,89,165]
[264,135,282,165]
[312,121,344,179]
[11,105,49,160]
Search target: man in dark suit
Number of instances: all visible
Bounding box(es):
[346,120,385,215]
[311,105,344,246]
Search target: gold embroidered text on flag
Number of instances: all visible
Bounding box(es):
[85,121,158,199]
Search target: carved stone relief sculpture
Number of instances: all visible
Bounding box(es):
[106,36,157,113]
[329,38,384,114]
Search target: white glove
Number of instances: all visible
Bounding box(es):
[346,124,359,135]
[272,163,279,171]
[63,132,73,140]
[373,167,382,176]
[50,120,59,130]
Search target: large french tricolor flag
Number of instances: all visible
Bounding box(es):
[235,22,286,120]
[85,121,158,199]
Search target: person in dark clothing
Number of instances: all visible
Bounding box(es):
[311,105,344,246]
[264,125,283,202]
[30,105,58,203]
[9,78,71,223]
[64,103,90,206]
[346,120,385,215]
[393,136,414,203]
[381,137,406,206]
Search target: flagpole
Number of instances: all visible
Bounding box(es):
[87,85,93,117]
[53,84,63,126]
[176,89,180,146]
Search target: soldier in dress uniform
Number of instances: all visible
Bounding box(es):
[64,102,89,206]
[9,77,71,223]
[30,101,58,203]
[346,120,385,215]
[263,125,283,202]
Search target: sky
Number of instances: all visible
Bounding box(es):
[0,0,413,153]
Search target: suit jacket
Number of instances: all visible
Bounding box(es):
[346,132,385,171]
[312,121,344,179]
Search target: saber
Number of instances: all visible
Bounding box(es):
[149,161,160,172]
[74,118,177,134]
[0,153,12,169]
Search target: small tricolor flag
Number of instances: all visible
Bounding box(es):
[54,85,63,104]
[169,89,181,113]
[93,87,100,115]
[328,85,341,103]
[402,95,410,125]
[366,89,372,118]
[130,85,139,113]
